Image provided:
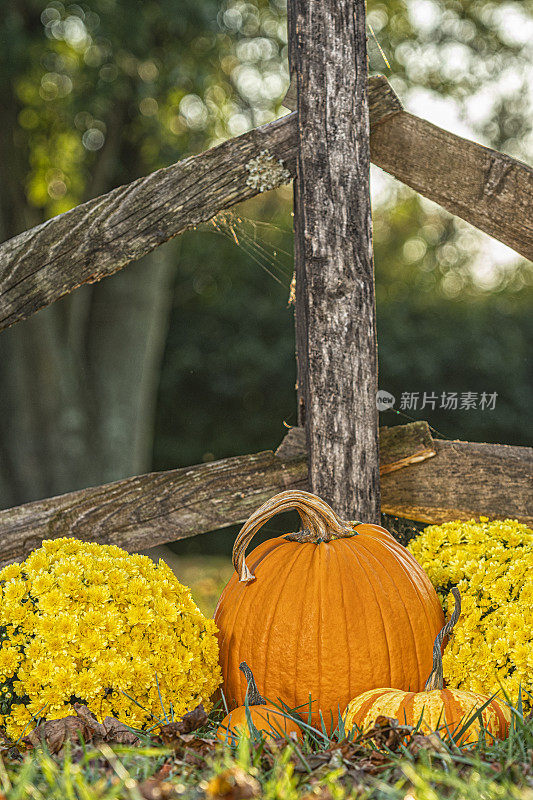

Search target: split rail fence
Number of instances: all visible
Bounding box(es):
[0,54,532,566]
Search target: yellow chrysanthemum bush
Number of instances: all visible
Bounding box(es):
[409,518,532,710]
[0,538,221,739]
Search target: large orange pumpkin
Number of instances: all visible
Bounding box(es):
[214,490,444,732]
[217,662,303,743]
[344,589,511,744]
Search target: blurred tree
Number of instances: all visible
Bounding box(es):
[0,0,531,509]
[0,0,288,505]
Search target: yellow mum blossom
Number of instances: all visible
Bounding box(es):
[0,538,221,739]
[0,565,22,581]
[0,646,22,678]
[410,518,532,710]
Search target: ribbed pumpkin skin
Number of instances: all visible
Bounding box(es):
[344,686,511,744]
[214,524,444,731]
[217,705,303,742]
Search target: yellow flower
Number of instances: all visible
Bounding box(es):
[0,645,21,678]
[85,585,111,605]
[0,563,22,581]
[30,573,54,595]
[127,606,155,626]
[56,572,82,595]
[410,518,532,710]
[36,588,66,614]
[3,580,28,604]
[0,538,221,738]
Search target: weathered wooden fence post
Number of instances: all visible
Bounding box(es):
[288,0,381,520]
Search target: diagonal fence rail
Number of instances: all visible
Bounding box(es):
[0,422,530,569]
[1,77,531,333]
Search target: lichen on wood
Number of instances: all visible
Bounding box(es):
[245,149,291,192]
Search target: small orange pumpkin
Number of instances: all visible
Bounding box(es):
[344,589,511,745]
[215,490,444,732]
[217,662,303,742]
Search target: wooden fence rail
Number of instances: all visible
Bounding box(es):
[1,77,531,333]
[284,78,533,262]
[0,421,530,568]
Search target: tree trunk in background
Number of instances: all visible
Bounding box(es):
[0,6,178,509]
[0,247,176,508]
[86,246,176,483]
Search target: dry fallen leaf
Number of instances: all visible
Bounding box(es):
[206,767,260,800]
[357,749,392,775]
[20,705,140,754]
[101,716,141,745]
[74,704,141,745]
[177,735,218,766]
[408,732,448,757]
[71,704,105,735]
[158,704,208,742]
[21,715,93,755]
[361,715,412,751]
[139,775,178,800]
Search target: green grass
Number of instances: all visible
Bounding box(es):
[1,701,531,800]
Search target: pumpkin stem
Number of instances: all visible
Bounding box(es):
[233,490,359,582]
[239,661,267,706]
[424,587,461,691]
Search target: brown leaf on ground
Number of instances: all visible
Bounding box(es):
[20,705,140,754]
[156,731,217,766]
[408,732,448,757]
[74,704,140,746]
[158,705,208,742]
[357,749,392,775]
[71,704,104,734]
[289,736,391,778]
[328,739,368,761]
[205,767,260,800]
[153,763,173,781]
[139,775,178,800]
[181,737,219,766]
[101,716,141,745]
[361,716,412,751]
[21,716,93,755]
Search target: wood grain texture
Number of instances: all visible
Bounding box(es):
[370,112,533,260]
[2,76,530,331]
[289,0,381,521]
[0,425,530,568]
[379,420,436,475]
[282,74,402,122]
[275,421,436,475]
[0,78,398,333]
[287,72,533,260]
[381,438,533,525]
[0,450,308,569]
